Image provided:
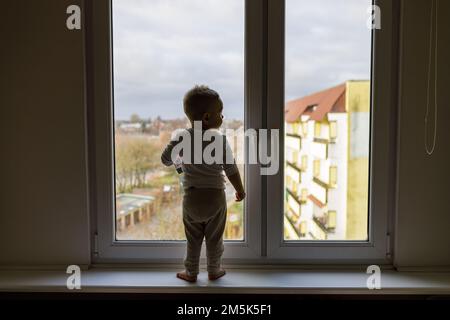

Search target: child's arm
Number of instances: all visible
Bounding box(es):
[227,171,245,202]
[161,130,184,167]
[161,139,177,166]
[222,135,246,202]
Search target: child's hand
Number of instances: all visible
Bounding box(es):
[235,191,246,202]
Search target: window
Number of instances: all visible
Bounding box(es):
[329,121,337,140]
[314,122,321,138]
[329,165,337,186]
[301,188,308,202]
[92,0,397,264]
[313,159,321,178]
[326,211,337,230]
[266,0,396,261]
[299,221,307,237]
[92,0,262,261]
[302,122,308,137]
[283,0,373,242]
[301,155,308,171]
[293,150,299,165]
[111,0,246,241]
[292,123,299,136]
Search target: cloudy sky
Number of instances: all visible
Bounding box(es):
[112,0,371,121]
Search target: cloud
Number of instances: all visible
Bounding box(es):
[112,0,371,120]
[285,0,372,101]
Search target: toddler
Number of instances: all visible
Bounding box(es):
[161,85,245,282]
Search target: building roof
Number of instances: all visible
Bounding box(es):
[285,83,346,123]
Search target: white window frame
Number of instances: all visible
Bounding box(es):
[88,0,399,265]
[89,0,263,263]
[265,0,398,264]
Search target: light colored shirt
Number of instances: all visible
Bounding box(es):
[161,128,239,189]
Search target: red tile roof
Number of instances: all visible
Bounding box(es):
[285,83,346,123]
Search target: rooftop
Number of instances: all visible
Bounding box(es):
[285,83,346,123]
[116,194,154,217]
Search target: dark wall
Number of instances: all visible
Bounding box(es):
[394,0,450,268]
[0,0,90,266]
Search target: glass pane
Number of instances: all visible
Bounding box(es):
[284,0,371,241]
[112,0,245,241]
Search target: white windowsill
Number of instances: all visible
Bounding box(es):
[1,268,450,295]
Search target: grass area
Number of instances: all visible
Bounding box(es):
[147,169,180,188]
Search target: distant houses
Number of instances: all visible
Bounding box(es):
[115,117,191,136]
[118,122,143,132]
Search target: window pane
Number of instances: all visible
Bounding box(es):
[112,0,245,241]
[284,0,371,241]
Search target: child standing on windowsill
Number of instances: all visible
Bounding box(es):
[161,85,245,282]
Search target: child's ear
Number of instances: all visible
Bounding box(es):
[202,112,210,122]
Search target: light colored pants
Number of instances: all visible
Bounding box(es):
[182,187,227,276]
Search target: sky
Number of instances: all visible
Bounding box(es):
[112,0,371,121]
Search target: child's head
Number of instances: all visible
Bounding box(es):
[183,85,224,129]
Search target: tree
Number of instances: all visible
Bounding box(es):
[115,134,161,193]
[130,113,141,123]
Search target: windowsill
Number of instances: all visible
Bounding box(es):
[1,268,450,295]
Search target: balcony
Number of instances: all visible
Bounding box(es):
[286,191,302,217]
[309,218,327,240]
[286,207,300,225]
[313,176,329,189]
[283,215,300,240]
[286,161,304,173]
[313,137,330,144]
[313,211,337,232]
[310,179,327,204]
[312,165,338,189]
[287,188,307,205]
[285,164,301,184]
[314,121,337,143]
[284,214,309,240]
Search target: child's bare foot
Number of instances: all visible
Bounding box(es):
[208,269,226,280]
[176,271,197,282]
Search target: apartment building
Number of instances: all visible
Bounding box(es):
[284,80,370,240]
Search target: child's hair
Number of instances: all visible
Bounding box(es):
[183,85,222,121]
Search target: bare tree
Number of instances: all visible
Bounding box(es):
[115,134,161,193]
